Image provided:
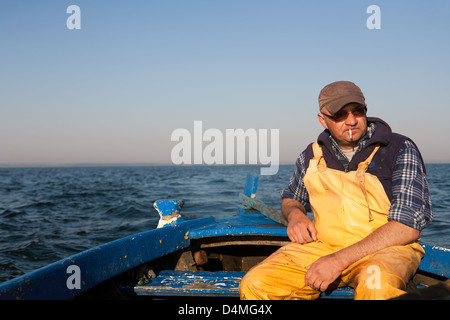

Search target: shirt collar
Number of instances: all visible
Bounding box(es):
[328,122,377,167]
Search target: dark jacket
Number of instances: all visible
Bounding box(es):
[304,117,425,201]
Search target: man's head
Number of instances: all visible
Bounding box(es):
[317,81,368,150]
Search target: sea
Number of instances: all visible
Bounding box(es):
[0,164,449,283]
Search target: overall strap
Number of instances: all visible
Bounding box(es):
[357,145,381,221]
[310,142,327,170]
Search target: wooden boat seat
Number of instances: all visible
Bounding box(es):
[128,270,246,297]
[124,270,355,299]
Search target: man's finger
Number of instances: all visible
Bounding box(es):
[307,223,317,241]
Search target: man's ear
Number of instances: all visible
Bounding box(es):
[318,113,328,129]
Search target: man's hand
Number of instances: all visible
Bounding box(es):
[281,198,317,244]
[287,212,317,244]
[305,253,345,292]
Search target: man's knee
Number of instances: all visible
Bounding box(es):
[353,263,407,300]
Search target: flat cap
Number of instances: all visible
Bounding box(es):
[318,81,365,114]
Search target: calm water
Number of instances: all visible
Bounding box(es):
[0,164,449,283]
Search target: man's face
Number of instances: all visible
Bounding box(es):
[318,103,368,150]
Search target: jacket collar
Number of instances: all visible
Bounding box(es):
[318,117,392,149]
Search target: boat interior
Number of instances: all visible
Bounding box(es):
[75,235,448,300]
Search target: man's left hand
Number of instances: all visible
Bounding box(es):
[305,253,346,292]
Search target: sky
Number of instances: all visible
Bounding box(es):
[1,0,450,166]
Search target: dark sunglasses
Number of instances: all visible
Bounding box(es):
[322,106,367,122]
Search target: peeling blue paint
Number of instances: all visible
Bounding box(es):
[154,199,186,228]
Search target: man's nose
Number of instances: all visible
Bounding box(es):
[345,112,358,125]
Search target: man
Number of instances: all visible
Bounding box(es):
[239,81,432,300]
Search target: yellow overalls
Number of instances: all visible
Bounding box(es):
[239,143,424,300]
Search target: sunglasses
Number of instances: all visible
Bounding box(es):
[322,106,367,122]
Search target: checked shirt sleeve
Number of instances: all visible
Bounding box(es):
[388,140,433,231]
[280,150,311,211]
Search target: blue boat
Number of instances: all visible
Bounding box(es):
[0,175,449,300]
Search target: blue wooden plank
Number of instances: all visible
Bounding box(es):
[243,175,258,198]
[189,211,287,239]
[238,193,288,226]
[319,287,354,299]
[132,270,246,297]
[419,244,450,278]
[130,270,355,299]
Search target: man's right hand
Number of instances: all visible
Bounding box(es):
[286,211,317,244]
[281,198,317,244]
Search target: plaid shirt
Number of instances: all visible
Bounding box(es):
[280,123,433,231]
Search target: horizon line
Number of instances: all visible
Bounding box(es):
[0,162,292,169]
[1,161,449,169]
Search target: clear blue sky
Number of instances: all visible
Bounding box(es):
[1,0,449,166]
